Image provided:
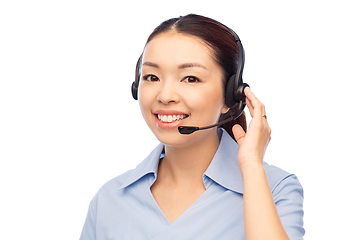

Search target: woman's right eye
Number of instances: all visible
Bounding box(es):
[142,74,159,82]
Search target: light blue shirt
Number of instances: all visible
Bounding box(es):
[80,128,304,239]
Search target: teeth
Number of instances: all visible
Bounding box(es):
[157,114,187,123]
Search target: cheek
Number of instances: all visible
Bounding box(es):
[138,85,154,119]
[185,86,225,119]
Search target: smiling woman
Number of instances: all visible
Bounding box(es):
[80,14,304,240]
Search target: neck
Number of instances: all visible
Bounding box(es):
[159,129,220,187]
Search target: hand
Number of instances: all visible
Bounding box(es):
[232,87,271,169]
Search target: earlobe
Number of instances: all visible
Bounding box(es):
[221,105,230,114]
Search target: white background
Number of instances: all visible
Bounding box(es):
[1,0,359,239]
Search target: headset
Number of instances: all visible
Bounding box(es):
[131,26,249,134]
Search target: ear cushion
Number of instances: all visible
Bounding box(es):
[131,81,138,100]
[234,82,249,104]
[132,55,142,100]
[225,75,237,108]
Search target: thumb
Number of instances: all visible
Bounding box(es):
[232,124,246,146]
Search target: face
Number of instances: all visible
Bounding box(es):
[138,31,229,147]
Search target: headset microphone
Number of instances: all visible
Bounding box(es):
[178,83,249,134]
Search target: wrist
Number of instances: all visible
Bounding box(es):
[238,160,264,177]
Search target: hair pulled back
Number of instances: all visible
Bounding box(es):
[145,14,247,141]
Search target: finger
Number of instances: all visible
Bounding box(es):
[232,124,246,146]
[244,87,255,117]
[244,88,265,119]
[245,95,254,118]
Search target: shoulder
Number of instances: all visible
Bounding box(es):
[263,163,303,195]
[264,164,305,237]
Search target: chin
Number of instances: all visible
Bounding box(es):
[151,128,187,146]
[152,126,218,148]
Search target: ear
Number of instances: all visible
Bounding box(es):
[221,104,230,114]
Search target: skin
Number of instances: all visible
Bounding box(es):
[138,31,289,239]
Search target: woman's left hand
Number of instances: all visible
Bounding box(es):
[233,88,290,240]
[232,87,271,169]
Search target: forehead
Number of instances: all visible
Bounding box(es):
[142,32,216,67]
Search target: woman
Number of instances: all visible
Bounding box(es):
[80,14,304,240]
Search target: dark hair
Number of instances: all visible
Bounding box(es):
[145,14,247,140]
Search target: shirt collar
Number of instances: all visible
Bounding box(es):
[119,128,243,194]
[118,143,163,190]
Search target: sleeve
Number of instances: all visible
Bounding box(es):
[79,202,96,240]
[272,174,305,240]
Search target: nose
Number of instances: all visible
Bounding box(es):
[156,80,180,105]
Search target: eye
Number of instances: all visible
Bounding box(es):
[142,74,159,82]
[182,76,200,83]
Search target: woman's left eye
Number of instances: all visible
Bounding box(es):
[182,76,200,83]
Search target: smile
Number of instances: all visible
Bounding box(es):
[156,114,189,123]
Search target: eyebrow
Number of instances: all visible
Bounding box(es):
[142,62,160,68]
[178,63,207,70]
[142,61,207,70]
